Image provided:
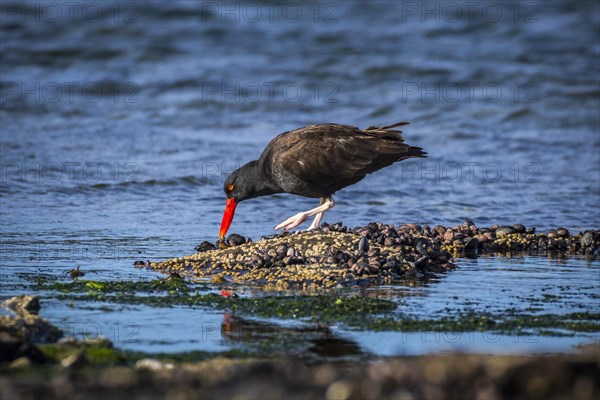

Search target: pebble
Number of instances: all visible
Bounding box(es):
[512,224,526,233]
[60,352,88,369]
[581,231,594,247]
[2,295,41,315]
[463,219,475,228]
[10,357,32,369]
[464,237,479,254]
[135,358,175,371]
[415,238,434,257]
[357,236,370,253]
[195,241,216,252]
[495,226,515,237]
[444,231,454,242]
[556,227,570,237]
[226,234,247,247]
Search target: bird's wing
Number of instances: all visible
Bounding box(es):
[263,123,425,187]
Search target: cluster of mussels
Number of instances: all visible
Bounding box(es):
[145,221,598,289]
[427,221,600,256]
[196,220,600,259]
[190,222,456,281]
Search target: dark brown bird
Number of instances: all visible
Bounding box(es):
[219,122,426,239]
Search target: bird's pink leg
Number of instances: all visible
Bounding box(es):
[275,197,335,232]
[307,198,328,230]
[307,212,324,230]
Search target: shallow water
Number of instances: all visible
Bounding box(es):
[2,253,598,357]
[1,1,599,357]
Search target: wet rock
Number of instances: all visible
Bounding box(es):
[267,248,278,259]
[357,236,370,253]
[366,248,380,257]
[0,334,45,363]
[414,256,429,269]
[495,226,515,237]
[463,219,475,228]
[151,222,597,290]
[135,358,175,371]
[251,253,265,268]
[433,225,446,236]
[443,231,454,243]
[2,295,41,315]
[227,234,247,247]
[168,272,182,281]
[276,244,288,257]
[383,237,395,246]
[81,337,113,348]
[1,296,62,343]
[476,234,489,244]
[556,227,570,237]
[512,224,526,233]
[61,352,88,369]
[382,261,397,270]
[454,233,466,242]
[581,231,594,247]
[464,237,479,255]
[10,356,32,369]
[195,241,216,252]
[415,238,435,257]
[356,261,369,272]
[216,237,228,249]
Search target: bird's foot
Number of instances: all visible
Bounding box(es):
[275,212,308,231]
[306,221,321,231]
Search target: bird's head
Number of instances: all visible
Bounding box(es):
[219,163,259,240]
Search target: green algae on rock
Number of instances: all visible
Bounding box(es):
[34,277,600,336]
[147,228,456,289]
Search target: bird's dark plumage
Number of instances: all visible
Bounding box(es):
[224,122,426,202]
[219,121,426,239]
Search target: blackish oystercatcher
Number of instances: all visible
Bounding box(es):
[219,122,426,240]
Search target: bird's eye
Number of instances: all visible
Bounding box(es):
[227,184,234,192]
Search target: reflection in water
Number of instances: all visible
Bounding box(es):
[220,314,364,358]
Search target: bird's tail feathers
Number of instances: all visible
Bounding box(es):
[365,121,410,131]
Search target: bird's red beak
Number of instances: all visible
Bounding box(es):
[219,198,237,240]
